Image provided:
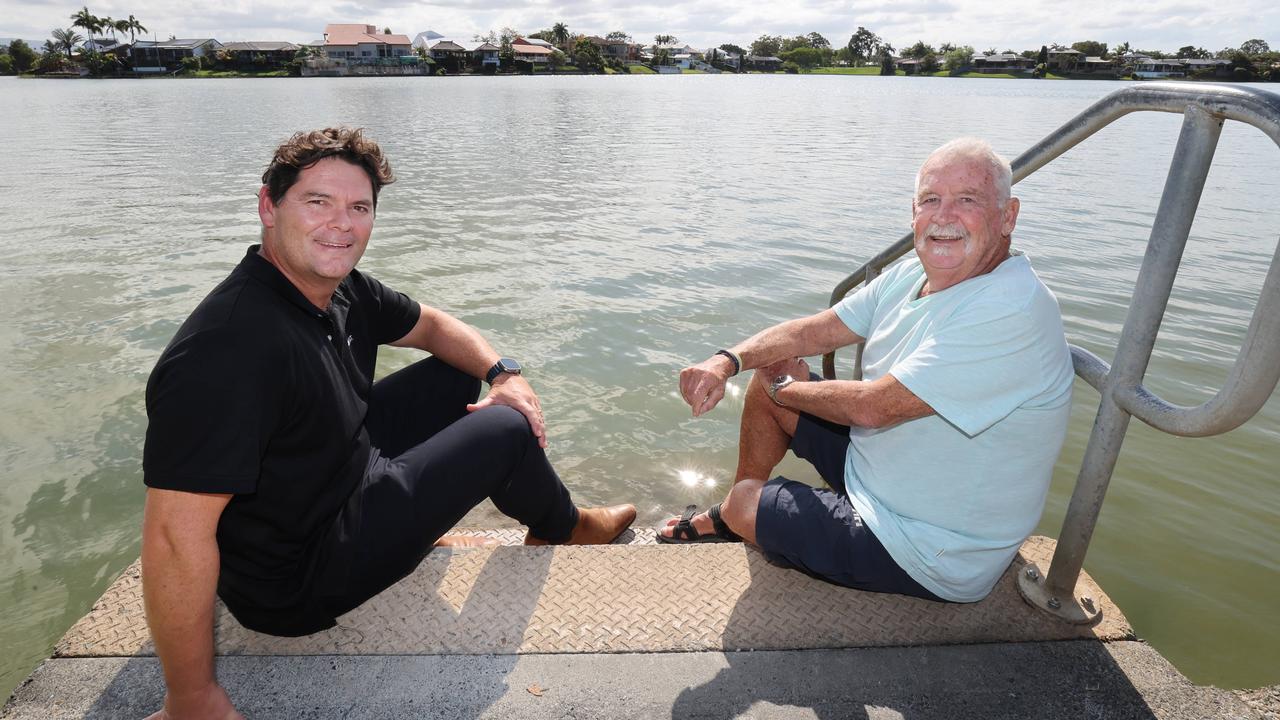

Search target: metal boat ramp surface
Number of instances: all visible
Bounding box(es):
[5,531,1273,718]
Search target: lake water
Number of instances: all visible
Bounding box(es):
[1,74,1277,697]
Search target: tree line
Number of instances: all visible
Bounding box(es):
[3,11,1276,81]
[0,5,147,75]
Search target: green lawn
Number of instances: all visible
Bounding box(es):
[926,71,1021,78]
[681,68,706,74]
[627,64,655,74]
[808,66,891,75]
[806,66,1070,80]
[192,69,289,78]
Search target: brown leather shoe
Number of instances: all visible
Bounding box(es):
[525,504,637,545]
[434,534,500,548]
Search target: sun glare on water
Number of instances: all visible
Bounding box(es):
[676,469,718,489]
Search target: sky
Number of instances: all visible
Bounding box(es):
[3,0,1277,55]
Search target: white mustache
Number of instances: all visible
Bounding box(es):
[923,223,969,240]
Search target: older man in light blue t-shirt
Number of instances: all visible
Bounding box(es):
[659,137,1073,603]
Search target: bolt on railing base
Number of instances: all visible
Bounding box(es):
[1017,563,1102,625]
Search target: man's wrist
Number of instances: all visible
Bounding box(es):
[767,375,796,406]
[714,349,741,376]
[484,357,522,384]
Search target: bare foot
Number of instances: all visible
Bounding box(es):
[434,534,499,548]
[525,504,637,545]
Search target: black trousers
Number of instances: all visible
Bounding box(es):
[306,357,578,628]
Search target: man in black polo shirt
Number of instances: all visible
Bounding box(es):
[140,128,635,719]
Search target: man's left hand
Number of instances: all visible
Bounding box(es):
[467,374,548,448]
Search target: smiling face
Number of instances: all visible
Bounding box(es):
[258,156,375,308]
[911,153,1019,293]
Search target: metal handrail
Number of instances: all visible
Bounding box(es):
[821,82,1280,623]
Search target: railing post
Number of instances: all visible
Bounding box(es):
[1018,104,1225,622]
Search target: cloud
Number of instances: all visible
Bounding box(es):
[1,0,1275,51]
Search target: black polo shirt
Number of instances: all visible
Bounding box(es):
[143,245,420,622]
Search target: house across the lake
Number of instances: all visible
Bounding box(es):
[220,41,300,69]
[131,38,223,72]
[303,24,423,76]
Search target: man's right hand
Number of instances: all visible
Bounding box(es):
[145,682,243,720]
[679,353,737,416]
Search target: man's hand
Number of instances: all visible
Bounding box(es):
[144,681,243,720]
[466,374,547,448]
[679,353,738,417]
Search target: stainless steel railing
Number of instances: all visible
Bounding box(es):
[821,82,1280,623]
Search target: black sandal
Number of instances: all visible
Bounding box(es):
[656,503,743,544]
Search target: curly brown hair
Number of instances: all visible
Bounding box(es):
[261,127,395,209]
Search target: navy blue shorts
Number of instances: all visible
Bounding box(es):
[754,412,943,602]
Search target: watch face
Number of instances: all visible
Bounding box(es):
[498,358,522,374]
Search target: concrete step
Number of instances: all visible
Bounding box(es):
[5,642,1272,719]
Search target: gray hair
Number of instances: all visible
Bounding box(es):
[915,137,1013,207]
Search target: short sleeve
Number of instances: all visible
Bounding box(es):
[833,271,889,338]
[889,299,1047,437]
[143,327,281,494]
[349,271,421,345]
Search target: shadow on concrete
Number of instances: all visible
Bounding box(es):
[671,547,1158,719]
[82,544,552,718]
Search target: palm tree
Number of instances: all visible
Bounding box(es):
[551,22,569,53]
[126,16,147,43]
[114,19,130,40]
[52,27,83,58]
[100,16,115,39]
[70,7,100,42]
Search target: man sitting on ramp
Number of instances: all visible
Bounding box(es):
[659,137,1073,606]
[141,127,635,719]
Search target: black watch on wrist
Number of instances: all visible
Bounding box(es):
[485,357,522,384]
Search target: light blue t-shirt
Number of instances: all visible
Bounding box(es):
[832,252,1073,602]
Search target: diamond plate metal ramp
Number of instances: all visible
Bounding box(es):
[55,534,1130,659]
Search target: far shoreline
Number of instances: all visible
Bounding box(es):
[9,67,1267,82]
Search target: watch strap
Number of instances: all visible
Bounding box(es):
[485,358,521,384]
[485,363,504,384]
[715,349,741,376]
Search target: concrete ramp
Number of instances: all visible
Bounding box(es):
[54,534,1130,659]
[11,534,1275,719]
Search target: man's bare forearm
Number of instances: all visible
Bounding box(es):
[141,490,233,714]
[770,373,934,428]
[728,310,862,374]
[681,310,863,417]
[393,304,499,380]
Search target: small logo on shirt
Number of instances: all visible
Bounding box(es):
[347,335,353,346]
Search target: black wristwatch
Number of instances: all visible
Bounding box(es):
[485,357,523,384]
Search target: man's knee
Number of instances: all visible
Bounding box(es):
[469,405,535,446]
[722,478,765,538]
[743,370,800,438]
[744,369,768,402]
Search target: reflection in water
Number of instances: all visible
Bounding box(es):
[2,393,145,697]
[677,468,721,490]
